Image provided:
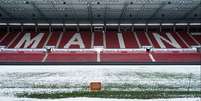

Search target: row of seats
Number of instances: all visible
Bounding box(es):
[0,31,200,49]
[151,52,201,62]
[100,51,151,62]
[0,52,45,62]
[47,52,97,62]
[0,51,200,63]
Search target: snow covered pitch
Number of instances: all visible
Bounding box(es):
[0,65,200,101]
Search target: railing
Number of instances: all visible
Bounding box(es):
[0,47,199,53]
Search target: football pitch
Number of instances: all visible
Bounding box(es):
[0,65,200,101]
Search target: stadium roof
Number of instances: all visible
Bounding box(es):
[0,0,200,24]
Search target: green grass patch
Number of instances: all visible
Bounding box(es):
[16,91,201,99]
[104,83,182,90]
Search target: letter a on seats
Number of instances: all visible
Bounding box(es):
[153,33,181,48]
[15,33,44,48]
[64,33,85,48]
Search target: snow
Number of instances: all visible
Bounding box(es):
[0,65,200,100]
[0,65,200,74]
[0,96,200,101]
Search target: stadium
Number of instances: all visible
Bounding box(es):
[0,0,200,101]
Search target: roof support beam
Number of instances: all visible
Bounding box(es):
[182,3,201,19]
[118,2,129,24]
[147,2,166,22]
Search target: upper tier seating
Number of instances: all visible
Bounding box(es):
[0,31,200,49]
[0,31,200,64]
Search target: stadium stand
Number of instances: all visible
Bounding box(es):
[0,31,200,64]
[1,31,201,48]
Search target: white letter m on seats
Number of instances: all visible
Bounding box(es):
[15,33,44,48]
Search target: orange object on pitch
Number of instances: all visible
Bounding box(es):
[90,82,102,91]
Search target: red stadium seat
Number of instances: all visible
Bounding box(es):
[100,51,151,62]
[46,51,97,62]
[0,31,200,64]
[191,33,201,44]
[151,52,201,63]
